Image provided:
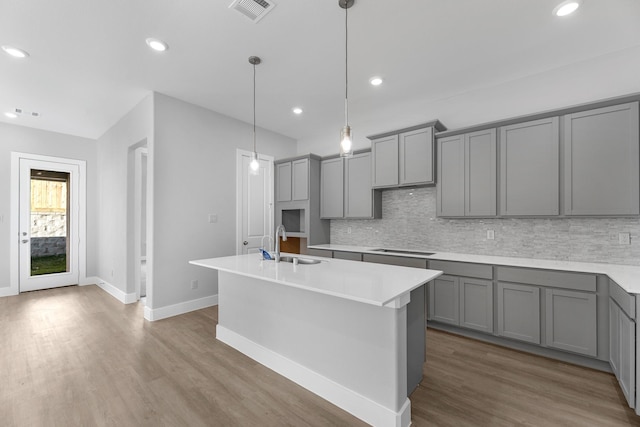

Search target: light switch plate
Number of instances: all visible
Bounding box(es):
[208,214,218,223]
[619,232,631,245]
[487,230,495,240]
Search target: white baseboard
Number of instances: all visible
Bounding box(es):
[95,278,137,304]
[80,276,100,286]
[144,294,218,321]
[0,287,18,297]
[217,325,411,427]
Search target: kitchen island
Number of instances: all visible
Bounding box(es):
[190,254,442,427]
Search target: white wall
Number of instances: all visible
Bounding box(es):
[0,123,97,291]
[297,46,640,156]
[95,94,153,295]
[151,93,296,309]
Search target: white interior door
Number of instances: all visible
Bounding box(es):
[19,158,80,291]
[236,149,274,255]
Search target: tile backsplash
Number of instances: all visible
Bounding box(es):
[330,187,640,266]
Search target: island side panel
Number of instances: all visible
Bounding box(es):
[407,285,426,395]
[217,271,409,420]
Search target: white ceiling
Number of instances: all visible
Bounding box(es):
[1,0,640,146]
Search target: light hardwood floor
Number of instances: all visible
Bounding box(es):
[1,285,638,426]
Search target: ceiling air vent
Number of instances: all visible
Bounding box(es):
[229,0,276,23]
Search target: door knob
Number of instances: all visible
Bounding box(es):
[243,241,249,245]
[22,239,29,244]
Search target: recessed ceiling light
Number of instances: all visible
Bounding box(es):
[370,77,383,86]
[145,38,169,52]
[2,45,29,58]
[292,107,303,115]
[4,112,18,118]
[553,0,581,17]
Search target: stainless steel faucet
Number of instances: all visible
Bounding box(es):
[274,224,287,262]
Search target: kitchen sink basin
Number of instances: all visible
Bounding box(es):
[279,256,322,265]
[371,248,435,256]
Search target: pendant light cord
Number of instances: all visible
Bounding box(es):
[344,3,349,126]
[253,62,257,152]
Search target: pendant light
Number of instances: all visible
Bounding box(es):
[339,0,354,158]
[249,56,261,175]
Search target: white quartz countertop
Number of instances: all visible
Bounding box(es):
[190,253,442,307]
[308,244,640,294]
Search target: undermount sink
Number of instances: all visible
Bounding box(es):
[371,249,435,256]
[279,256,322,265]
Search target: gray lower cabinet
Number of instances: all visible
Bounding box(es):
[497,282,541,344]
[459,277,493,333]
[428,275,493,333]
[609,283,636,408]
[563,102,639,216]
[306,248,332,258]
[499,117,559,216]
[545,289,597,357]
[429,275,459,325]
[333,250,362,261]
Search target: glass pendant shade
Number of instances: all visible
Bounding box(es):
[340,125,353,157]
[249,151,260,175]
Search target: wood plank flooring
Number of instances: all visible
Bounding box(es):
[1,285,638,426]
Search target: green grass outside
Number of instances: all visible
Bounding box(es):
[31,254,67,276]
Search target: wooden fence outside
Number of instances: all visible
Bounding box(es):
[31,179,67,213]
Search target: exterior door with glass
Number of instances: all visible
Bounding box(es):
[19,158,80,291]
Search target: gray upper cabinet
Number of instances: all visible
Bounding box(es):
[292,158,309,201]
[499,117,559,216]
[320,151,381,219]
[320,157,344,219]
[370,121,446,189]
[399,127,434,185]
[345,152,379,218]
[437,129,496,217]
[371,135,399,188]
[563,102,640,216]
[276,162,292,202]
[436,134,465,216]
[545,289,597,357]
[497,282,541,344]
[276,157,309,202]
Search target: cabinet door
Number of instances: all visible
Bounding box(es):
[564,102,639,215]
[372,135,399,188]
[459,278,493,333]
[291,158,309,201]
[497,282,540,344]
[320,158,344,218]
[465,129,497,216]
[609,299,621,376]
[437,135,465,217]
[619,310,636,408]
[345,152,374,218]
[399,127,434,185]
[499,117,559,216]
[545,289,597,357]
[276,162,292,202]
[429,275,459,326]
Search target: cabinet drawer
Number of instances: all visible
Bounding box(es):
[306,248,332,258]
[362,253,427,269]
[333,251,362,261]
[496,266,596,292]
[429,260,492,279]
[610,279,636,319]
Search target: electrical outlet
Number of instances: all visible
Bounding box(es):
[0,214,4,223]
[191,280,199,290]
[208,214,218,223]
[619,232,631,245]
[347,226,352,234]
[487,230,495,240]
